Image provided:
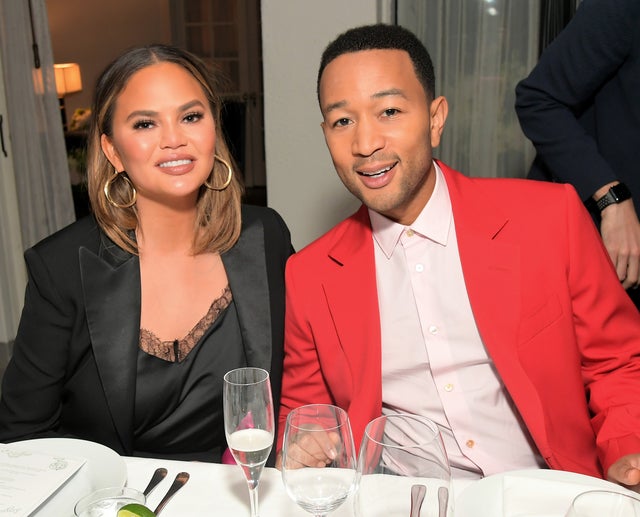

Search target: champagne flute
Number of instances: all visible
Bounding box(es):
[281,404,357,517]
[223,367,274,517]
[355,413,452,517]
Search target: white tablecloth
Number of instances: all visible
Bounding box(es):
[125,457,472,516]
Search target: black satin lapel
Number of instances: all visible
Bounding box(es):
[222,219,271,371]
[79,246,140,454]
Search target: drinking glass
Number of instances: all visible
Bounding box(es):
[281,404,357,517]
[223,367,274,517]
[355,413,452,517]
[565,490,640,516]
[74,487,145,516]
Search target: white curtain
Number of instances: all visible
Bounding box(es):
[0,1,74,356]
[397,0,540,178]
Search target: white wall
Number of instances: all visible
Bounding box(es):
[262,1,391,249]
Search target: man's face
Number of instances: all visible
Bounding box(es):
[319,49,447,225]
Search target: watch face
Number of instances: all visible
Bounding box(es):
[610,183,632,202]
[597,183,632,211]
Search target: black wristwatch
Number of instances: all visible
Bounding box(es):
[595,183,632,212]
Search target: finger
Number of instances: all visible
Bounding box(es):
[625,258,640,289]
[615,253,629,284]
[283,442,327,468]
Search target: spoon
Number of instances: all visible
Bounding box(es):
[143,467,168,497]
[154,472,190,515]
[410,484,426,517]
[437,486,449,517]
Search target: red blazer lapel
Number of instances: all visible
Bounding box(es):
[322,206,383,445]
[442,163,549,453]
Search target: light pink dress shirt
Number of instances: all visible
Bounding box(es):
[370,164,546,479]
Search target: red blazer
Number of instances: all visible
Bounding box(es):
[279,161,640,478]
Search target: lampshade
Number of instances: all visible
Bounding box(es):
[54,63,82,98]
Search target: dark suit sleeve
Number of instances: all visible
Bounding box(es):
[256,206,294,465]
[0,247,73,441]
[514,0,637,200]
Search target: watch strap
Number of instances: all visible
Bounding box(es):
[595,183,632,212]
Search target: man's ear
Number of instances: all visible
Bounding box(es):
[429,96,448,148]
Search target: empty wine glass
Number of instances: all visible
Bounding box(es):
[223,367,274,517]
[565,490,640,517]
[355,413,452,517]
[281,404,357,517]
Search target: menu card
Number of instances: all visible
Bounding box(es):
[0,444,86,516]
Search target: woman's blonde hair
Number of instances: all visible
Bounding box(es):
[87,44,244,255]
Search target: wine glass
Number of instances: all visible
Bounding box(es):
[355,413,452,517]
[281,404,357,517]
[223,367,274,517]
[565,490,640,517]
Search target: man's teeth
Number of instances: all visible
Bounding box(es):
[361,165,392,177]
[159,159,191,167]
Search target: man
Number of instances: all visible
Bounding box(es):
[278,23,640,489]
[515,0,640,308]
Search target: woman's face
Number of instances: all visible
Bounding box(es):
[101,61,217,207]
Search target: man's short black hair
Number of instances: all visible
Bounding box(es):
[317,24,436,104]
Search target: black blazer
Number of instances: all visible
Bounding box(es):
[515,0,640,220]
[0,205,293,459]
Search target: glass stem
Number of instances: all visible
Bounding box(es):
[248,484,259,517]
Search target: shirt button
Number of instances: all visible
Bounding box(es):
[466,439,475,448]
[415,263,424,273]
[428,325,438,334]
[444,383,453,392]
[406,229,415,237]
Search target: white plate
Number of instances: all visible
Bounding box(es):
[456,469,632,517]
[6,438,126,516]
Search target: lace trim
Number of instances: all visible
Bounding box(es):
[139,286,232,363]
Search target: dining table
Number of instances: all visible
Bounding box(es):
[124,456,474,516]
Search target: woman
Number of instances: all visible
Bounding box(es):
[0,45,293,463]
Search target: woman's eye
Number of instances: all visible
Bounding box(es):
[132,120,154,130]
[184,112,204,123]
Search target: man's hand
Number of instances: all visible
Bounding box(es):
[599,199,640,290]
[607,454,640,492]
[275,429,340,470]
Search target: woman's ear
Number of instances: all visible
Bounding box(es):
[100,134,123,171]
[429,96,448,148]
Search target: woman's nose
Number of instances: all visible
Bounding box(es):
[160,123,186,149]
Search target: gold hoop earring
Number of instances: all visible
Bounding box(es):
[204,154,233,191]
[104,170,137,208]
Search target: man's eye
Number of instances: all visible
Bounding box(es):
[383,108,399,117]
[333,118,351,127]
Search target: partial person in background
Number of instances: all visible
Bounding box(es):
[515,0,640,309]
[0,44,293,463]
[277,23,640,491]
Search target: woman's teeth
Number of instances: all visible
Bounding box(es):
[159,159,191,168]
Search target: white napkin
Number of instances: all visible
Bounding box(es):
[502,474,626,517]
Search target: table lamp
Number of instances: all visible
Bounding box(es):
[54,63,82,131]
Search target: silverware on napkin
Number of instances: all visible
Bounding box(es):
[410,484,426,517]
[437,485,449,517]
[143,467,168,497]
[154,471,190,515]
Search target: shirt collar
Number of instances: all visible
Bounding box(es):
[369,162,452,258]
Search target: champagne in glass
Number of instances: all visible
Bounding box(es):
[281,404,357,517]
[223,367,274,517]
